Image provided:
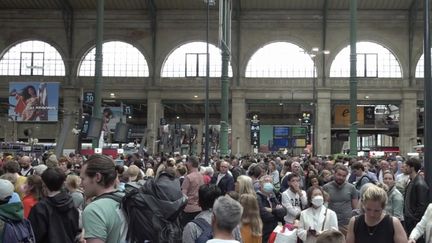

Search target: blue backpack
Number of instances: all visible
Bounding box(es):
[1,218,35,243]
[192,217,212,243]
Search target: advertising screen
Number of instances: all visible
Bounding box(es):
[9,82,59,122]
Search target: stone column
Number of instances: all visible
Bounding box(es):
[316,90,332,155]
[231,90,248,156]
[62,87,80,151]
[0,116,15,142]
[399,90,417,156]
[147,91,163,155]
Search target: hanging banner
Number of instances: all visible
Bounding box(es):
[9,82,59,122]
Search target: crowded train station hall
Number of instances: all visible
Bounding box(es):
[0,0,432,242]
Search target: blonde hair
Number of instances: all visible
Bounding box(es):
[145,168,155,177]
[65,175,81,190]
[236,175,256,196]
[239,194,262,236]
[361,184,388,209]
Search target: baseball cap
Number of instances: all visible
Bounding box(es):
[0,179,14,201]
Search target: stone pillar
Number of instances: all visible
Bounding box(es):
[399,91,417,156]
[0,117,15,142]
[62,87,80,151]
[316,90,332,155]
[196,119,203,156]
[231,90,248,156]
[147,91,163,155]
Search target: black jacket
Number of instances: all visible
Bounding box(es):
[256,191,287,243]
[28,192,79,243]
[211,173,235,195]
[404,174,429,222]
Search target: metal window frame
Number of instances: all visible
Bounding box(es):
[20,51,44,76]
[185,52,208,77]
[357,53,378,78]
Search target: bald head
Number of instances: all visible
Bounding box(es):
[19,156,31,169]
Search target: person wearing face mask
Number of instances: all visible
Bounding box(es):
[256,175,287,243]
[297,186,338,243]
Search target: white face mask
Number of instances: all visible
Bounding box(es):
[311,195,324,207]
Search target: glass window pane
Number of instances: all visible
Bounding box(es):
[330,42,402,78]
[1,40,65,76]
[78,41,149,77]
[245,42,314,78]
[198,54,207,77]
[357,54,365,77]
[186,53,197,77]
[162,42,232,77]
[20,52,32,75]
[33,52,44,75]
[366,54,378,77]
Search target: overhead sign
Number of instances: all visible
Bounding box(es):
[250,115,260,148]
[9,82,59,122]
[83,91,95,105]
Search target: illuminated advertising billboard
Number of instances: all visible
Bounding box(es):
[9,82,59,122]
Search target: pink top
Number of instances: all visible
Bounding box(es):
[181,170,204,213]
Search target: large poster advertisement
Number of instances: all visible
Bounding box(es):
[334,105,365,127]
[9,82,59,122]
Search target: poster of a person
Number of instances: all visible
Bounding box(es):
[8,82,59,122]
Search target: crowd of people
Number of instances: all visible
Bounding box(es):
[0,151,430,243]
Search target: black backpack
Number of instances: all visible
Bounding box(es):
[122,173,187,243]
[0,217,35,243]
[192,217,213,243]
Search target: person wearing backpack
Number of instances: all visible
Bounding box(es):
[208,196,243,243]
[0,179,35,243]
[183,184,240,243]
[351,162,374,191]
[28,167,80,243]
[80,154,126,243]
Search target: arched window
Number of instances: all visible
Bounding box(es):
[245,42,314,78]
[161,41,232,77]
[0,40,65,76]
[78,41,149,77]
[330,42,402,78]
[415,52,432,78]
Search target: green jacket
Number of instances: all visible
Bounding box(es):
[0,201,24,243]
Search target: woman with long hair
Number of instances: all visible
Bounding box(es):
[235,175,256,196]
[382,170,404,222]
[21,174,43,218]
[346,185,407,243]
[239,194,263,243]
[65,174,85,210]
[20,85,40,121]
